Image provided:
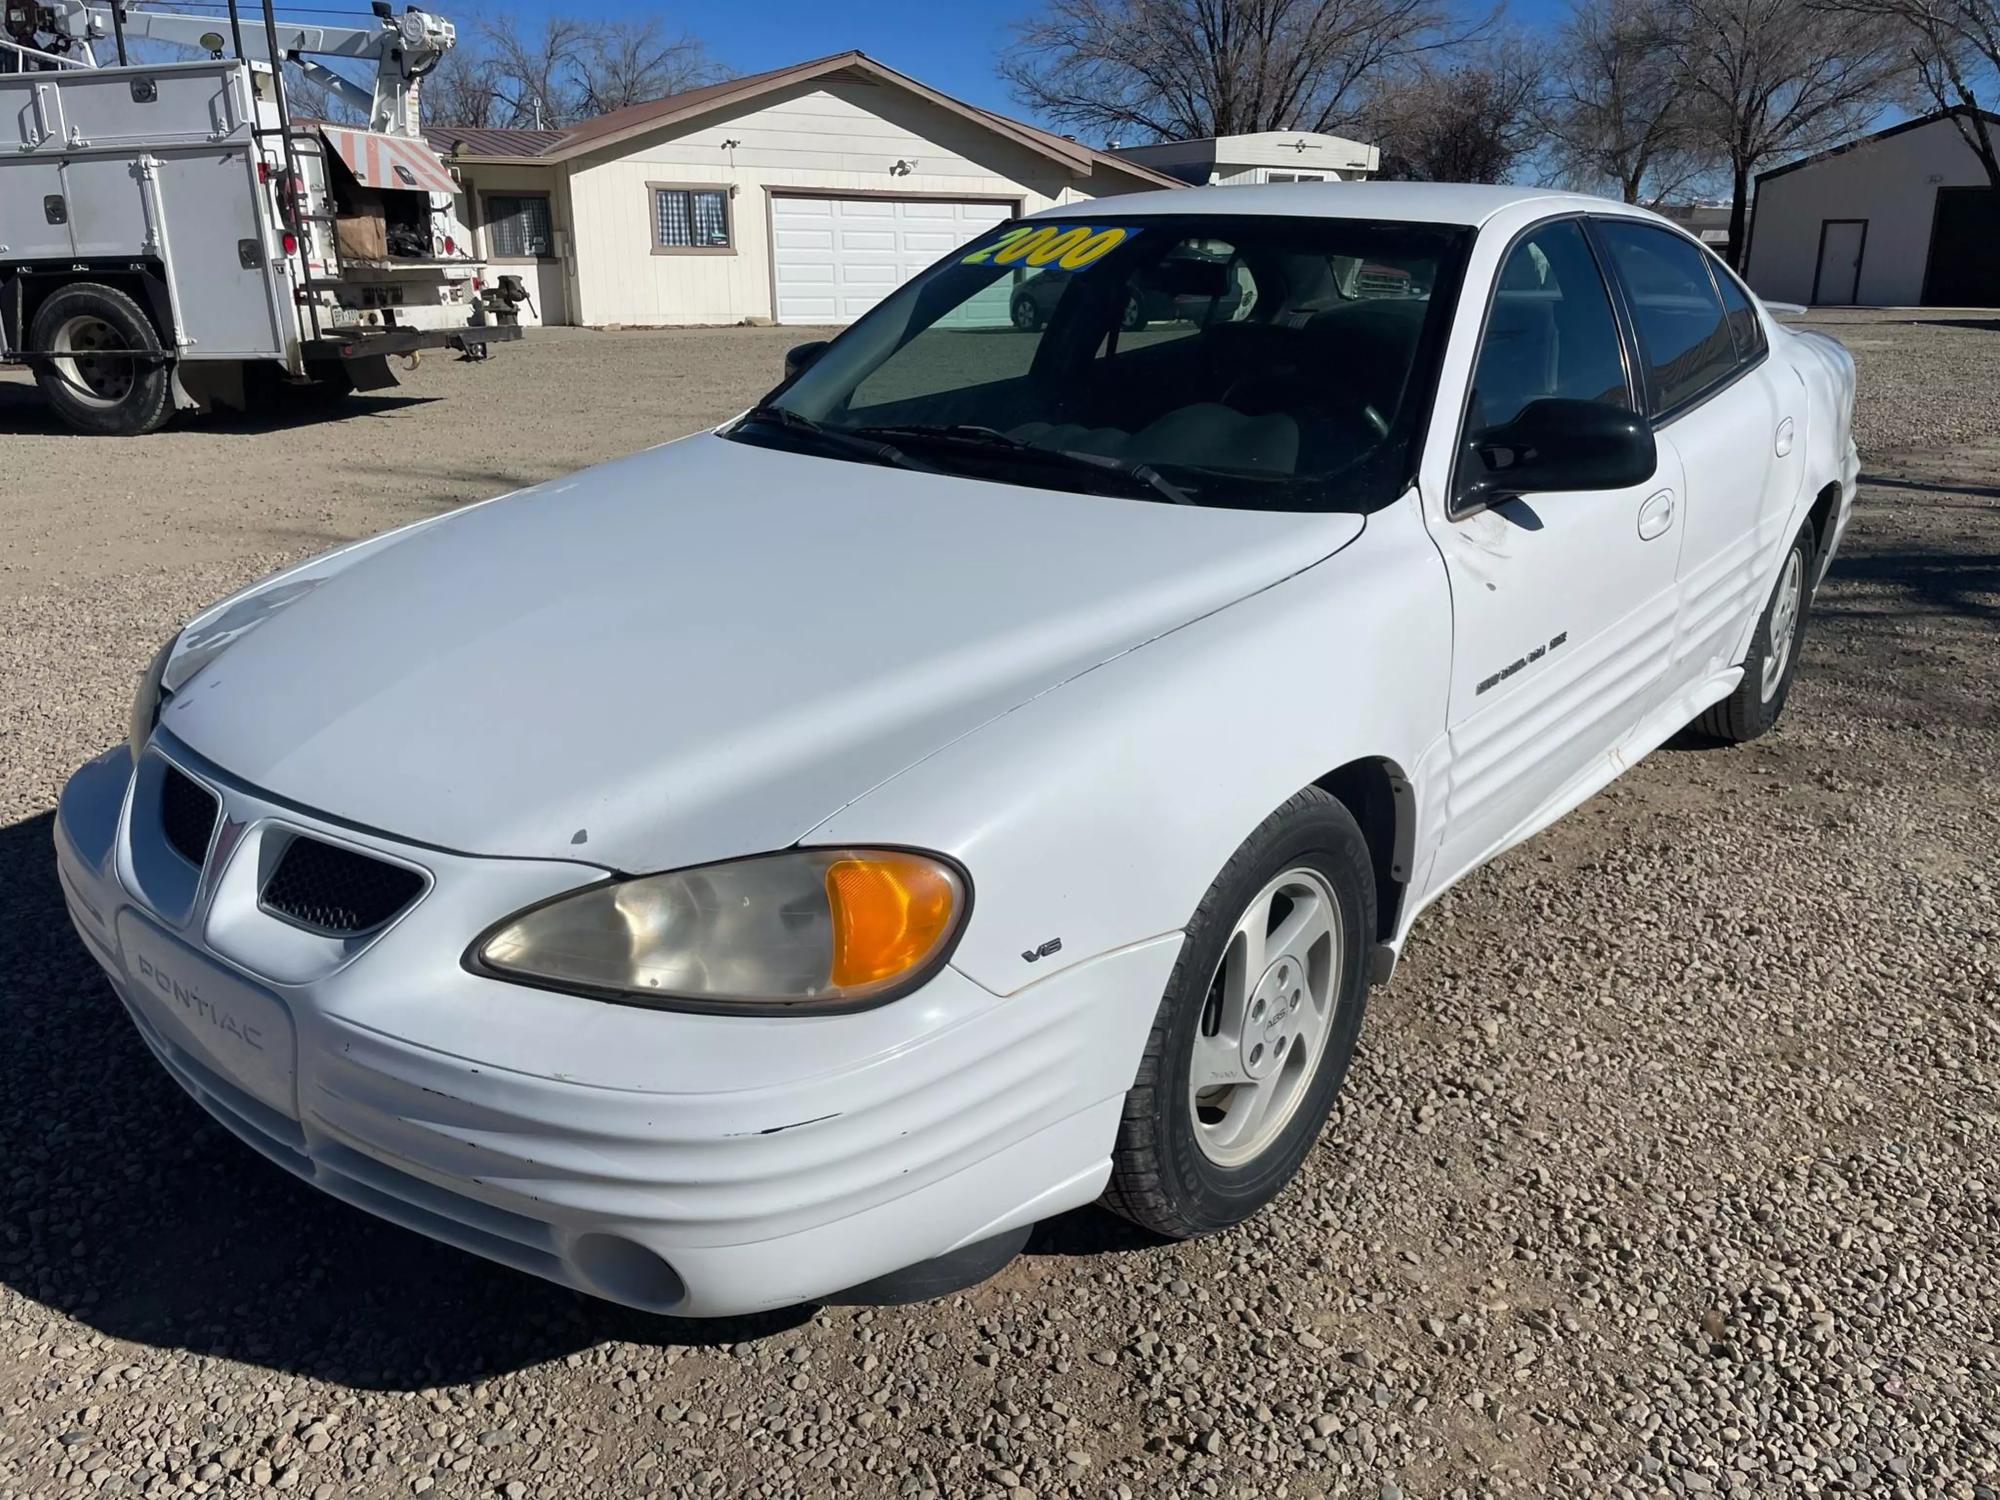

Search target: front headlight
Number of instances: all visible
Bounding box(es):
[128,634,179,764]
[469,848,968,1012]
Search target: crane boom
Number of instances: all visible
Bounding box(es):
[38,0,453,135]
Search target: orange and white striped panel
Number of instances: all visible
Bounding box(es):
[320,125,459,195]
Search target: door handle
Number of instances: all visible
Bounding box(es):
[1775,417,1795,457]
[1637,489,1675,541]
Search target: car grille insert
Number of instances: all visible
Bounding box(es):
[159,766,220,868]
[261,835,425,936]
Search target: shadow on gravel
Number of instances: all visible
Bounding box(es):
[1025,1206,1176,1260]
[1895,316,2000,334]
[0,380,439,438]
[1860,471,2000,500]
[0,809,816,1388]
[1822,549,2000,621]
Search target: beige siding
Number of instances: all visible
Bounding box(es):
[563,80,1111,326]
[456,162,569,325]
[1746,119,1992,307]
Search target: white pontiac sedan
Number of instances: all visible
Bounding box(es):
[57,184,1858,1316]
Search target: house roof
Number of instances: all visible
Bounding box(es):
[423,51,1183,188]
[1754,105,2000,187]
[428,126,566,160]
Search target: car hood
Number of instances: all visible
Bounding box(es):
[163,434,1362,871]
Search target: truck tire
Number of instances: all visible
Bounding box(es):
[29,283,172,436]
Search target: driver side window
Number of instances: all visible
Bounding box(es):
[1465,219,1629,436]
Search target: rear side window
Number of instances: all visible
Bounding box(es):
[1467,218,1629,434]
[1595,220,1739,413]
[1709,257,1767,363]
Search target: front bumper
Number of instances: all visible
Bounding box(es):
[56,738,1176,1316]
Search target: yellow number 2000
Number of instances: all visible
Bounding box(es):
[962,224,1131,270]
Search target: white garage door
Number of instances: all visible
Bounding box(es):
[771,195,1012,325]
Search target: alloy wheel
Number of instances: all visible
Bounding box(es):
[1761,547,1805,702]
[1187,866,1343,1168]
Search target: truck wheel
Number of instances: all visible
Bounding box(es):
[1103,787,1374,1239]
[30,283,172,436]
[1694,521,1817,743]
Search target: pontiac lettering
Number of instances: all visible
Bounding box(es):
[135,951,264,1052]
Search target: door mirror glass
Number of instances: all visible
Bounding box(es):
[1462,397,1656,505]
[784,340,830,380]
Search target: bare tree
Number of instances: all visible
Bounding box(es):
[576,19,714,114]
[481,14,591,128]
[1364,35,1547,181]
[425,34,506,129]
[1544,0,1716,202]
[1661,0,1908,266]
[1818,0,2000,183]
[999,0,1486,143]
[427,11,718,129]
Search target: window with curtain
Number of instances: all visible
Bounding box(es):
[485,195,552,258]
[653,187,731,250]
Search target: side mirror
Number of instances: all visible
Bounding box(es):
[1460,397,1655,507]
[784,340,830,381]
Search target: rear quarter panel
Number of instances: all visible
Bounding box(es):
[1779,323,1860,564]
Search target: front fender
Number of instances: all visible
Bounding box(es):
[808,495,1453,997]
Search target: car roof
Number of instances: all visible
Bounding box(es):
[1031,181,1658,230]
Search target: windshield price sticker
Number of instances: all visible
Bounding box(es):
[962,224,1136,271]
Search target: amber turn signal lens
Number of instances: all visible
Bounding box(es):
[825,853,962,989]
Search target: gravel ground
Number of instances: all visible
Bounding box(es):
[0,312,1995,1500]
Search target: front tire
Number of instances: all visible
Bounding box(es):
[1695,521,1817,743]
[1103,788,1374,1239]
[29,282,172,436]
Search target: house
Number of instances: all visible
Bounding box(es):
[1744,106,2000,307]
[425,52,1180,328]
[1108,131,1380,187]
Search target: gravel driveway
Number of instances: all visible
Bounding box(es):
[0,314,1994,1500]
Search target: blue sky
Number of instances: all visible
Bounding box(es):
[691,0,1032,114]
[505,0,1575,127]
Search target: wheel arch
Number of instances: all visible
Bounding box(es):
[1805,479,1841,578]
[1312,756,1413,953]
[5,263,173,355]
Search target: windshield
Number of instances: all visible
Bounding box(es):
[728,214,1472,512]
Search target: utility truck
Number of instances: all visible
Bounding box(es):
[1,0,521,434]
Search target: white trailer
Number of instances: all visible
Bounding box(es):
[1,0,521,434]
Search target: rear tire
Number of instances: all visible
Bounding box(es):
[1010,295,1042,331]
[1103,787,1374,1239]
[29,282,172,436]
[1695,521,1816,743]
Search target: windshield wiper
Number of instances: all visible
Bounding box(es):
[851,423,1195,505]
[733,406,935,473]
[849,422,1032,449]
[1043,449,1196,506]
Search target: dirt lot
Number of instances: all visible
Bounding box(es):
[0,314,1995,1500]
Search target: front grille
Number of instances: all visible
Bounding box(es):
[159,766,219,867]
[260,835,424,935]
